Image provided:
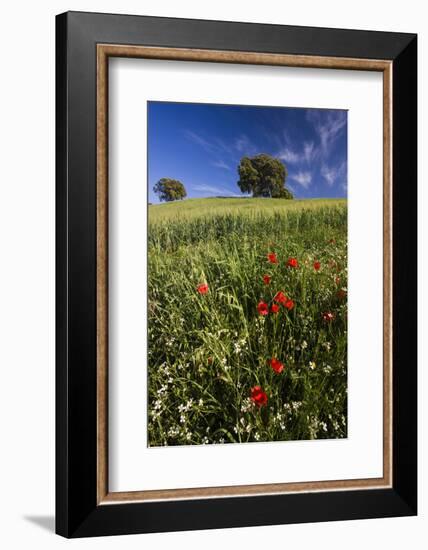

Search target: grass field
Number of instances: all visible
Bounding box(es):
[148,198,348,446]
[148,197,347,223]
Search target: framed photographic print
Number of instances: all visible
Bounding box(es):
[56,11,417,538]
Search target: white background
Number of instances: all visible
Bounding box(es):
[109,59,383,492]
[0,1,425,548]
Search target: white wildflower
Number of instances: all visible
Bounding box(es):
[240,397,253,413]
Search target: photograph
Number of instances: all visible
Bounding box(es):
[147,101,348,446]
[47,4,418,540]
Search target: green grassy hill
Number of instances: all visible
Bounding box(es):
[148,197,347,223]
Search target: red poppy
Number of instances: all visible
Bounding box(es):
[250,385,268,407]
[257,301,269,316]
[337,289,347,300]
[274,291,287,305]
[285,299,295,310]
[313,261,321,271]
[197,283,209,294]
[263,274,271,285]
[267,252,278,264]
[322,311,335,323]
[270,303,280,314]
[287,257,299,268]
[269,358,284,374]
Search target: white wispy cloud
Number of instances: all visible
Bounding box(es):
[234,134,257,155]
[185,130,255,159]
[290,171,312,189]
[321,165,338,186]
[277,141,318,165]
[278,147,302,164]
[307,110,347,154]
[212,159,231,171]
[193,184,240,197]
[303,141,317,163]
[321,161,347,187]
[184,130,218,154]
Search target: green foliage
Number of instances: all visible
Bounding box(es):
[237,153,293,198]
[272,186,294,200]
[153,177,187,202]
[147,199,348,446]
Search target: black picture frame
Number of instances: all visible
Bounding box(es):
[56,11,417,538]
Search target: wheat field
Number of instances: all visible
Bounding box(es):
[148,198,348,446]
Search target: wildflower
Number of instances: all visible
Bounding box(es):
[285,299,295,310]
[322,311,335,323]
[270,303,280,314]
[197,283,209,294]
[313,261,321,271]
[263,274,271,285]
[309,361,316,370]
[240,397,253,413]
[287,257,298,268]
[250,386,268,407]
[267,252,278,264]
[269,358,284,374]
[337,289,347,300]
[257,301,269,316]
[233,341,242,354]
[274,291,287,305]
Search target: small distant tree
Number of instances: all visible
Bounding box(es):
[153,178,187,202]
[237,154,293,199]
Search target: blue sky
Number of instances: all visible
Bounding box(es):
[147,101,347,203]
